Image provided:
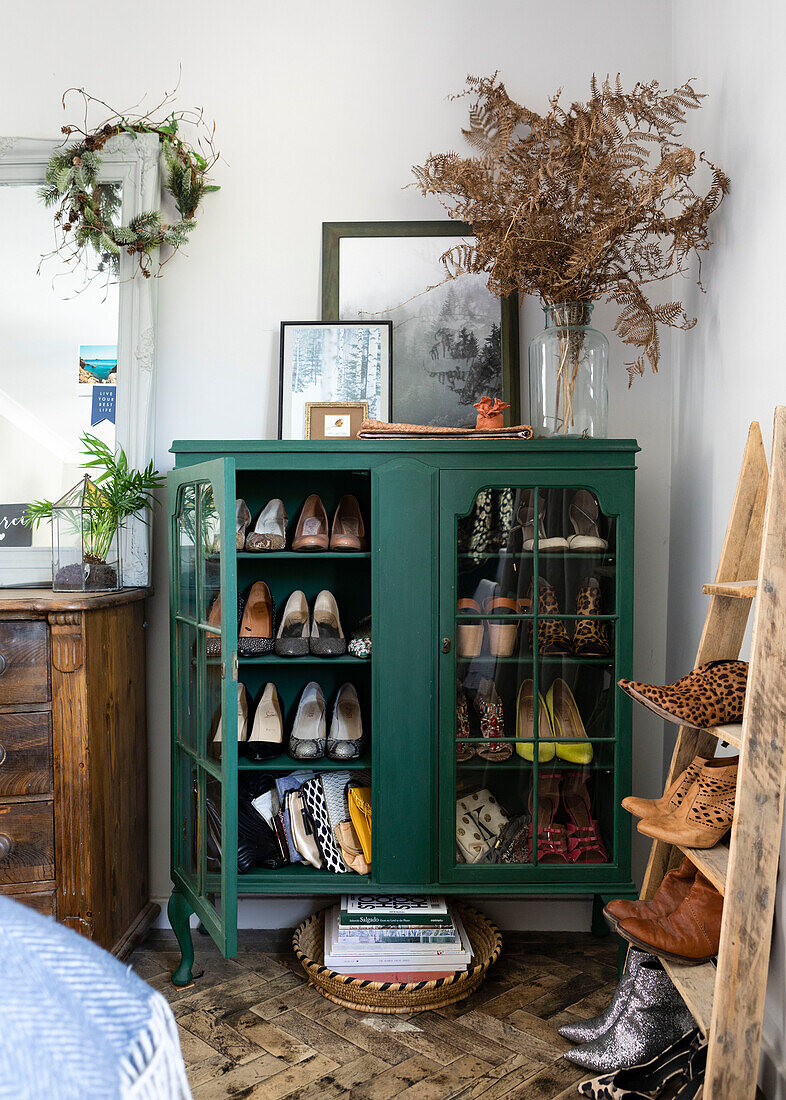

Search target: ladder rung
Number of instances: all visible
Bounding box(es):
[663,958,716,1035]
[677,841,729,894]
[702,579,758,598]
[707,723,743,749]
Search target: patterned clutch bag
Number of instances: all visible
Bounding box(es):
[301,775,349,873]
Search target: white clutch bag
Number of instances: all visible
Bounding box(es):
[456,788,509,864]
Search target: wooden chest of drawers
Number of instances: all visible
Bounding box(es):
[0,589,158,956]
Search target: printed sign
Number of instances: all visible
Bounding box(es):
[91,385,117,426]
[0,504,33,547]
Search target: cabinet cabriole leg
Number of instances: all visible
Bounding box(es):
[168,891,196,987]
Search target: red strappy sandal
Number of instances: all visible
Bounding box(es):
[528,771,569,863]
[562,771,608,863]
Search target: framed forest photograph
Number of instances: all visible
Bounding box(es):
[278,321,392,439]
[322,221,519,428]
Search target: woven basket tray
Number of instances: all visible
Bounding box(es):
[292,903,502,1014]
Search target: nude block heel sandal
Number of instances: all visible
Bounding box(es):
[483,596,520,657]
[457,598,484,658]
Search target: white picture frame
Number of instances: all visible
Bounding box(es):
[0,134,160,587]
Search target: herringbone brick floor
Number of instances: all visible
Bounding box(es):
[130,928,618,1100]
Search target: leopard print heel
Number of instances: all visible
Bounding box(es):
[573,576,612,656]
[527,577,571,654]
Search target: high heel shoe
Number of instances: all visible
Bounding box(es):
[528,771,569,862]
[546,678,593,763]
[518,489,568,552]
[577,1027,702,1099]
[559,948,647,1043]
[289,681,326,759]
[569,490,608,551]
[205,591,246,656]
[515,680,555,761]
[473,678,512,761]
[310,590,346,656]
[275,590,310,656]
[457,598,484,657]
[564,955,694,1072]
[573,576,612,656]
[246,498,288,551]
[238,581,275,655]
[211,682,249,754]
[456,680,474,761]
[562,771,607,862]
[482,596,520,656]
[292,493,329,551]
[527,578,572,654]
[236,499,252,549]
[244,683,283,761]
[327,683,365,759]
[330,494,366,551]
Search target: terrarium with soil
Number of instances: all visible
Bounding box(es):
[26,433,163,593]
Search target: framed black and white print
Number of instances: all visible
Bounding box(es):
[278,321,392,440]
[322,221,520,428]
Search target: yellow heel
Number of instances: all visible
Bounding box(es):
[515,680,556,761]
[546,680,593,764]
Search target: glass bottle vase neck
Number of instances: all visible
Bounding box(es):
[544,301,594,328]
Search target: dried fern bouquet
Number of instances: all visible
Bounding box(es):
[413,75,728,430]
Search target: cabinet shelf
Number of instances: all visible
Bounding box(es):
[458,655,614,666]
[237,551,371,561]
[238,654,370,666]
[456,760,614,771]
[238,753,370,771]
[459,551,616,562]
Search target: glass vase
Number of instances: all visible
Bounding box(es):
[528,301,608,437]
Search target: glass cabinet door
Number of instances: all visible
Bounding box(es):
[439,476,628,882]
[169,458,238,955]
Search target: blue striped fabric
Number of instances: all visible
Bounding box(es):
[0,896,190,1099]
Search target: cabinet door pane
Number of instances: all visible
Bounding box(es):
[169,458,237,955]
[445,481,619,876]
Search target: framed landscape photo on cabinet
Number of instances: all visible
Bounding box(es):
[322,221,520,428]
[279,321,392,440]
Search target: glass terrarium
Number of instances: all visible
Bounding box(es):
[51,473,122,592]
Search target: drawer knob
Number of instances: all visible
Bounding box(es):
[0,834,12,861]
[0,653,5,676]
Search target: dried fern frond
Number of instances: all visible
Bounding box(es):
[413,74,728,376]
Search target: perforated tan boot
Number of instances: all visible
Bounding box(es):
[638,757,739,849]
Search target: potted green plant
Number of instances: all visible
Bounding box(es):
[26,433,163,591]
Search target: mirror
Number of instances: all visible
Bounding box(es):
[0,135,159,587]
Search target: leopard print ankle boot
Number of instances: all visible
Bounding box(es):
[573,576,612,656]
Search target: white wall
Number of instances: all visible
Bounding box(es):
[2,0,674,931]
[670,1,786,1095]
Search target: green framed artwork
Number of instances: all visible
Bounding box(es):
[322,221,520,427]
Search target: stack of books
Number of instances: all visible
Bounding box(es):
[323,895,472,981]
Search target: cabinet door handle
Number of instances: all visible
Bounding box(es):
[0,745,5,766]
[0,834,12,861]
[0,653,6,676]
[442,637,451,654]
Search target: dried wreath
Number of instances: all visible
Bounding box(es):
[39,86,219,279]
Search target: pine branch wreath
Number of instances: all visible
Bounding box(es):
[412,74,729,382]
[39,86,219,279]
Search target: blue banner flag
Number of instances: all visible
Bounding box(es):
[91,385,116,426]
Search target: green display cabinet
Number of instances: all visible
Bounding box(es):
[167,439,639,984]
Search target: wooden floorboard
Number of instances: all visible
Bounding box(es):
[130,929,617,1099]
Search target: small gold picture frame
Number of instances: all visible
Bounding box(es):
[304,401,368,440]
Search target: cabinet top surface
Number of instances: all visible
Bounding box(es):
[0,586,150,613]
[172,438,640,456]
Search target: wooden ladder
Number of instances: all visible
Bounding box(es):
[637,410,786,1098]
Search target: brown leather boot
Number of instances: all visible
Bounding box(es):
[617,871,723,964]
[617,659,748,729]
[604,857,696,929]
[638,756,738,849]
[622,755,708,819]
